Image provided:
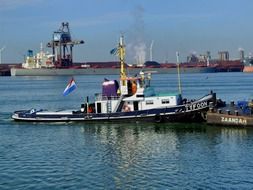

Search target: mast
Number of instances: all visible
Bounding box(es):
[176,52,182,94]
[119,36,126,81]
[118,36,128,95]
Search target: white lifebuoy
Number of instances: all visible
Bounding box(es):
[123,105,130,112]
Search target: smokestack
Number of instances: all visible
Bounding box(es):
[238,48,245,60]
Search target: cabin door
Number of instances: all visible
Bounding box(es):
[97,103,101,113]
[133,101,139,111]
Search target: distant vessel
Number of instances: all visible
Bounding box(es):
[211,60,243,72]
[10,22,217,76]
[243,57,253,72]
[10,63,216,76]
[243,66,253,72]
[10,49,217,76]
[10,45,217,76]
[12,36,217,123]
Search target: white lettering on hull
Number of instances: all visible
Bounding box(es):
[186,101,208,111]
[221,116,247,125]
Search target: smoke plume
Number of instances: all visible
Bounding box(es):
[127,5,146,66]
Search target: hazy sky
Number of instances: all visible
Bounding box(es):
[0,0,253,63]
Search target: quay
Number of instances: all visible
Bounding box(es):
[0,64,15,76]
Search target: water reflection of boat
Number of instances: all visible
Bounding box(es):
[12,36,216,123]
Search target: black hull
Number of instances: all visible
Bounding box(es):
[12,93,216,123]
[12,110,207,123]
[12,92,216,123]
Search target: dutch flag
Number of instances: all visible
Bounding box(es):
[110,47,118,55]
[63,77,77,96]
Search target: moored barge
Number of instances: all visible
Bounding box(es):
[207,100,253,127]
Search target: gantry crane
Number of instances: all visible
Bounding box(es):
[47,22,84,67]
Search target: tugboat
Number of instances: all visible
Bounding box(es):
[207,100,253,127]
[12,36,216,123]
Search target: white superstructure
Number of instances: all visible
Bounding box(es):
[22,44,54,69]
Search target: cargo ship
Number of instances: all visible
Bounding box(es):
[10,67,217,76]
[10,22,242,76]
[243,57,253,72]
[9,22,218,76]
[243,66,253,72]
[210,60,243,72]
[10,60,217,76]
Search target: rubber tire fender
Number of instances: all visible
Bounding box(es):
[155,114,162,123]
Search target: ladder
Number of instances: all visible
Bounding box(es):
[107,101,112,113]
[114,96,124,112]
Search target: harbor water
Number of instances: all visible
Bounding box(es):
[1,72,253,189]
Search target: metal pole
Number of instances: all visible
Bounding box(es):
[176,52,182,94]
[0,46,6,64]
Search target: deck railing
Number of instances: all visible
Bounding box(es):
[95,93,120,101]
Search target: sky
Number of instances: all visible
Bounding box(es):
[0,0,253,64]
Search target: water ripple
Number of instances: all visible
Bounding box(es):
[2,74,253,189]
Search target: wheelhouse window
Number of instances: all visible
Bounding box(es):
[146,100,154,105]
[161,99,170,104]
